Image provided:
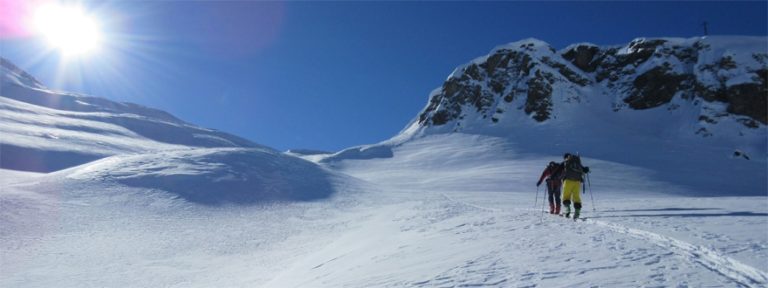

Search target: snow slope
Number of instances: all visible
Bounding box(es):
[0,57,261,172]
[272,134,768,287]
[2,134,766,287]
[323,99,767,197]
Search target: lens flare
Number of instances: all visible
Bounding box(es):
[34,3,102,56]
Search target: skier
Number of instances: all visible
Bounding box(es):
[561,153,589,219]
[536,161,564,214]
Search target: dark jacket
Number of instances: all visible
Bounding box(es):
[562,156,586,182]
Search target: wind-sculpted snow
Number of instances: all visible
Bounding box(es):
[0,144,105,173]
[0,58,262,172]
[65,148,339,205]
[320,144,394,163]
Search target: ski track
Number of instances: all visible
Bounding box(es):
[588,218,768,287]
[438,193,767,287]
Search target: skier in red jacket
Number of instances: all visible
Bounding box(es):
[536,161,564,214]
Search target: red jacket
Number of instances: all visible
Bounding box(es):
[538,163,564,189]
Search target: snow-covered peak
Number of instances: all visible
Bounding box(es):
[406,36,766,156]
[491,38,554,53]
[449,38,559,80]
[560,42,600,53]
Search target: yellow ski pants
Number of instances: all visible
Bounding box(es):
[562,179,581,204]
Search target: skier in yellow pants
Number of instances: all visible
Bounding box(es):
[561,153,589,219]
[561,179,581,216]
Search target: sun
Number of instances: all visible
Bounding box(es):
[33,3,102,56]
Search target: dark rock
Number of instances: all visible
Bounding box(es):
[562,45,601,72]
[431,110,451,125]
[503,93,515,103]
[733,150,751,160]
[483,52,511,75]
[465,64,482,81]
[542,56,591,86]
[725,71,767,124]
[490,80,505,94]
[625,66,693,109]
[699,115,717,124]
[525,70,554,121]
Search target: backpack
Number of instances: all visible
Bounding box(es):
[563,155,584,181]
[549,162,564,180]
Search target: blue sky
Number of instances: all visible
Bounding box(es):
[2,1,767,151]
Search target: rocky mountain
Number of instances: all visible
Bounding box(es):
[417,36,767,137]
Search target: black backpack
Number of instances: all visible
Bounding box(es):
[549,162,564,180]
[563,155,585,181]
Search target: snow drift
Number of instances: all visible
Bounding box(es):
[64,147,342,205]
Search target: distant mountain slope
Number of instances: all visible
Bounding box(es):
[322,36,766,196]
[0,57,264,172]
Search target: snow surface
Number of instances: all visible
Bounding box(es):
[2,133,767,287]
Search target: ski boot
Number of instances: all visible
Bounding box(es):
[573,208,581,220]
[563,205,571,218]
[549,203,555,214]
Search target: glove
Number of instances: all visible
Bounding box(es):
[583,166,590,173]
[536,181,541,187]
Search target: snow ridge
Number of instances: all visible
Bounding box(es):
[0,58,263,172]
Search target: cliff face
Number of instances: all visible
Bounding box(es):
[417,37,767,135]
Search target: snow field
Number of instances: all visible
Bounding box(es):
[1,133,767,287]
[303,133,768,287]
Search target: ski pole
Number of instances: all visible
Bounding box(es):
[534,185,539,210]
[540,186,548,223]
[587,173,595,211]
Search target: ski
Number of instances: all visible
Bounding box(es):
[556,213,586,221]
[543,211,586,221]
